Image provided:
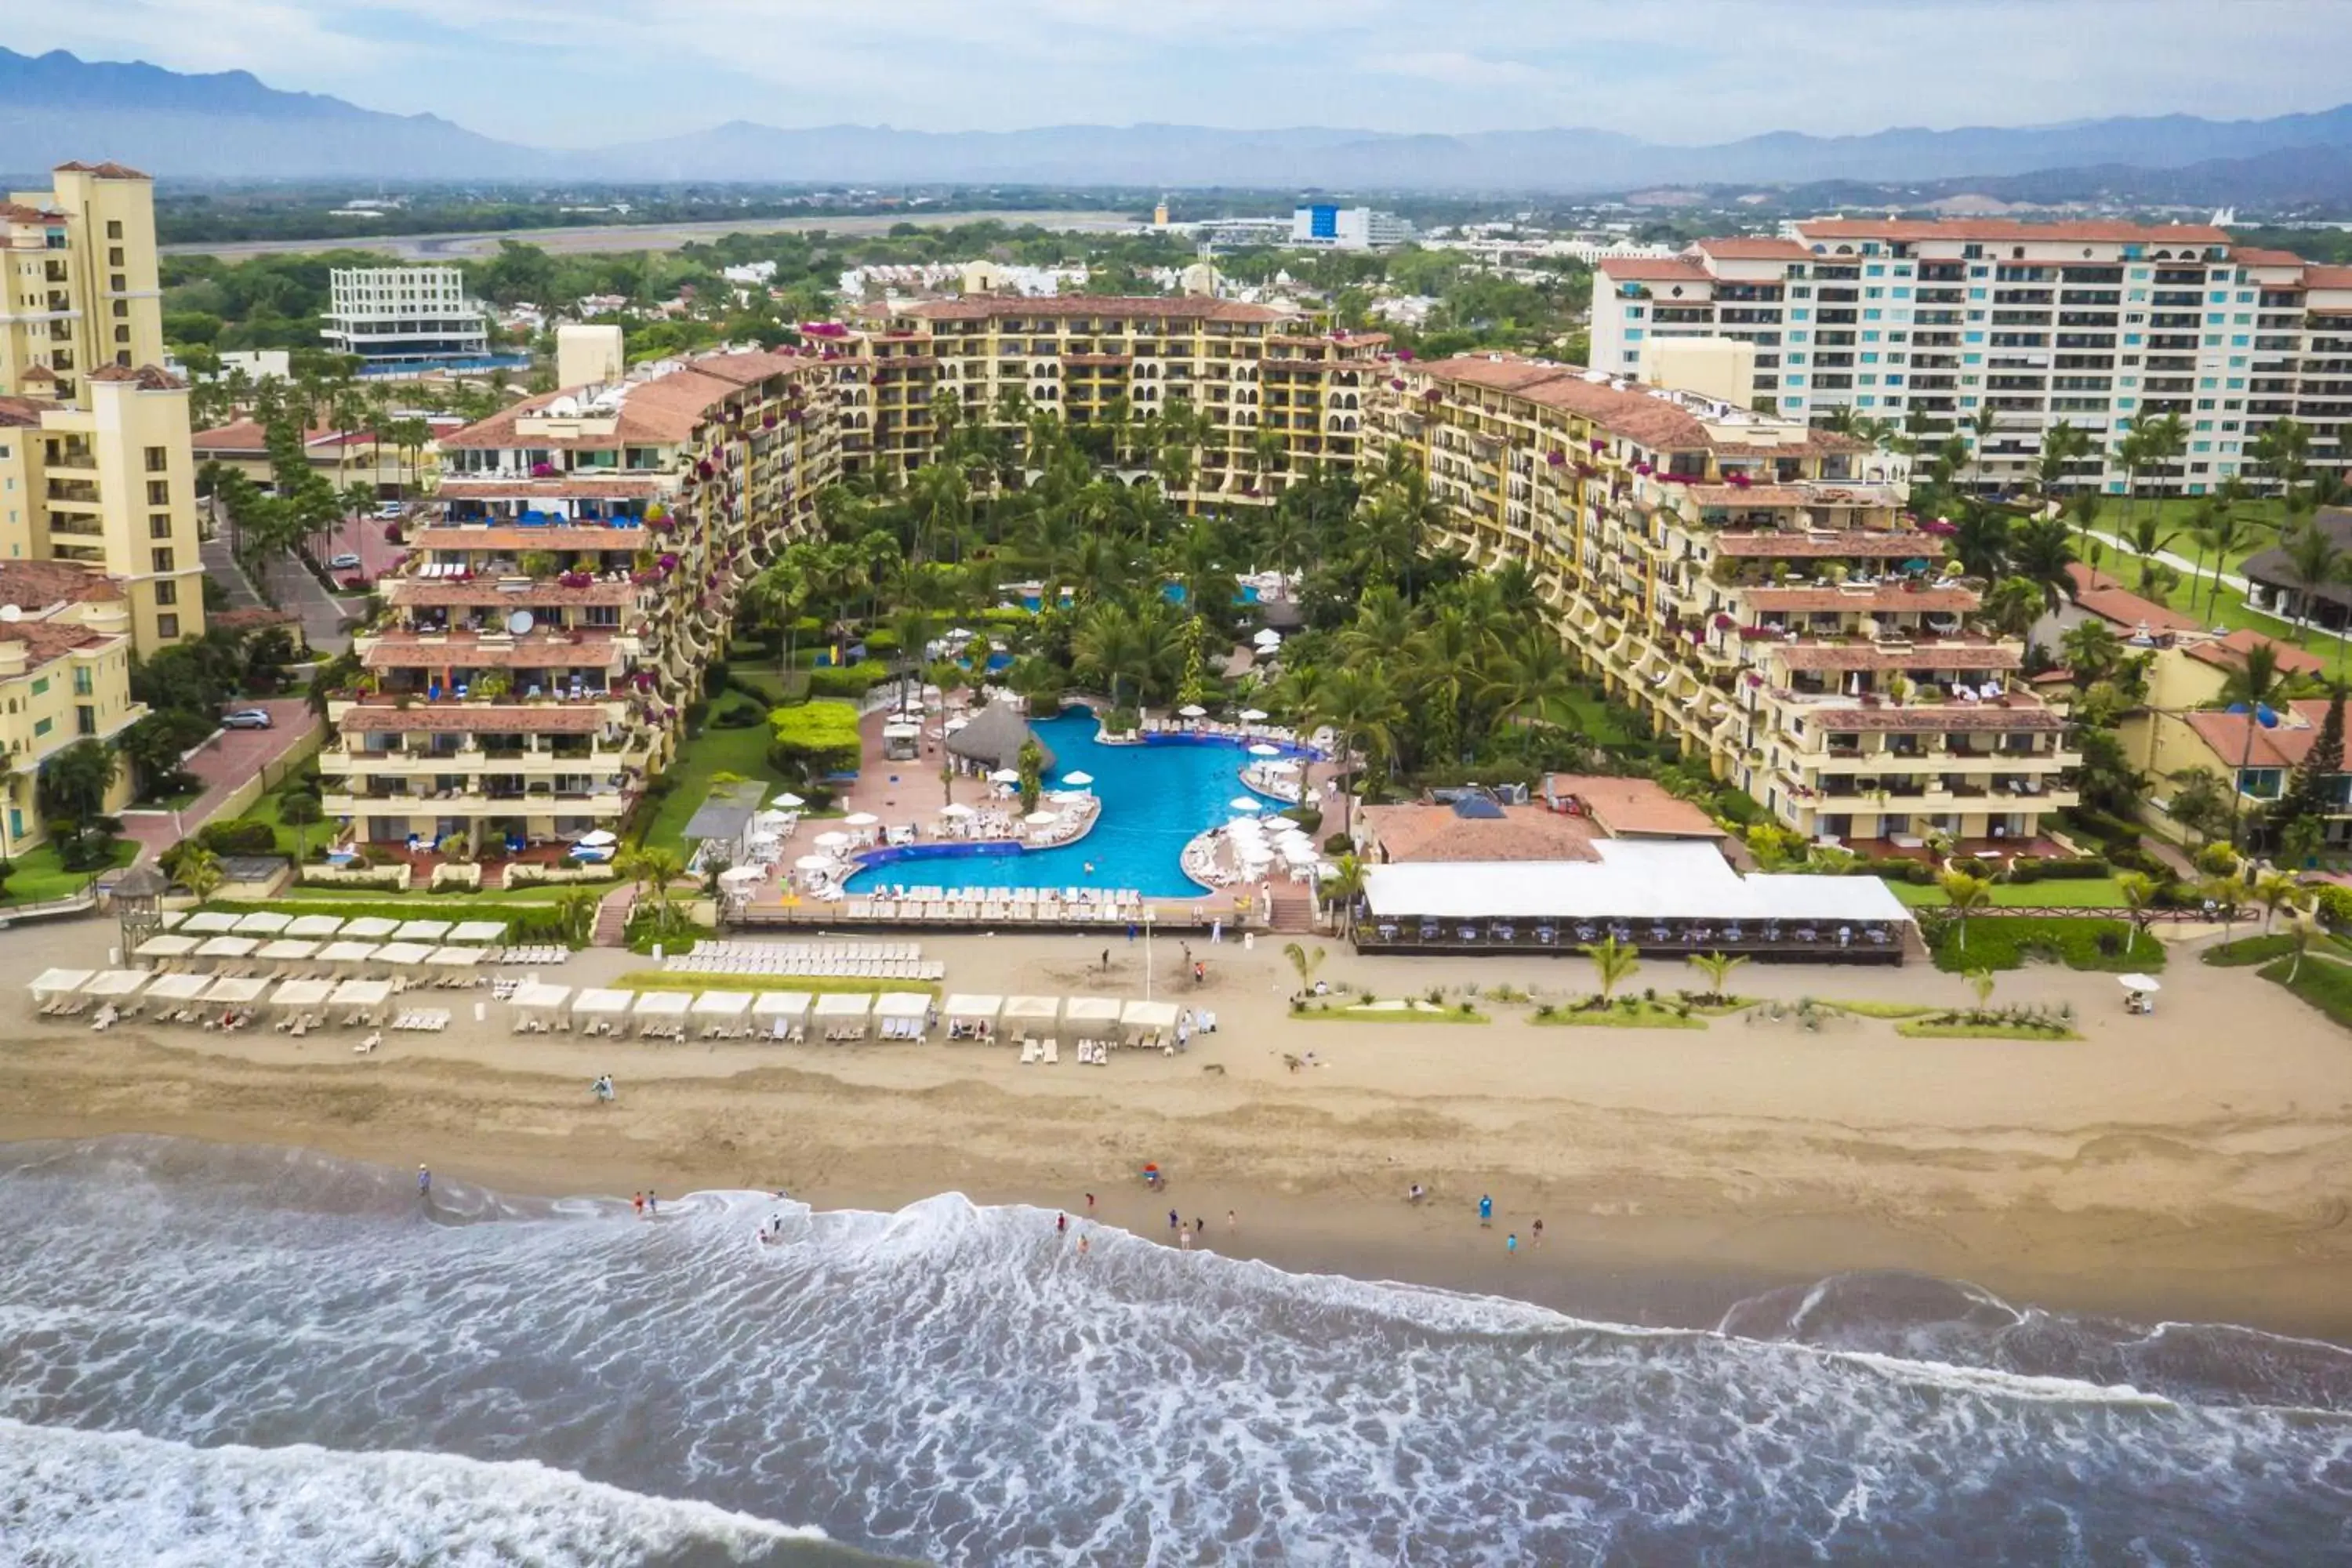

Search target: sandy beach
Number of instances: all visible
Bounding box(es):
[7,916,2350,1338]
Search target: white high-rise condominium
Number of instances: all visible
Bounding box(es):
[323,266,492,369]
[1589,219,2352,496]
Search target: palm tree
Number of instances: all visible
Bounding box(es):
[2006,514,2078,617]
[2189,501,2257,619]
[1965,405,2001,492]
[2136,411,2189,513]
[2249,416,2312,501]
[2034,420,2091,502]
[2278,518,2347,656]
[2221,639,2285,849]
[1322,853,1364,939]
[1282,941,1327,997]
[1982,577,2045,642]
[2122,512,2181,596]
[1965,967,1997,1013]
[1581,935,1640,1004]
[1311,662,1403,834]
[1950,501,2012,581]
[1072,601,1151,710]
[1686,950,1746,1004]
[1939,870,1993,946]
[2201,873,2247,943]
[2117,870,2161,937]
[616,845,685,919]
[2255,871,2307,935]
[2064,491,2103,563]
[176,845,225,901]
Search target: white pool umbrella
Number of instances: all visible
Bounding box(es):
[989,768,1022,783]
[939,803,975,818]
[1262,758,1300,773]
[1239,707,1269,720]
[1229,797,1264,813]
[718,865,766,888]
[844,812,880,827]
[2118,974,2161,993]
[1177,704,1207,718]
[1062,771,1094,787]
[813,831,851,848]
[771,792,805,808]
[1247,742,1281,757]
[1024,810,1059,826]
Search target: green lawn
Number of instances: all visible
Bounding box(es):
[1533,999,1707,1029]
[1892,876,2131,909]
[1538,685,1641,746]
[637,721,789,858]
[245,890,570,909]
[226,787,331,859]
[1296,1000,1490,1024]
[2,839,138,905]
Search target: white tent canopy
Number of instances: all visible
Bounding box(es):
[285,915,347,939]
[255,939,321,963]
[203,975,271,1006]
[271,978,336,1008]
[1239,706,1270,720]
[180,912,239,935]
[942,993,1003,1022]
[82,969,150,999]
[448,921,508,944]
[752,991,813,1021]
[1359,841,1916,925]
[1064,996,1122,1025]
[329,978,394,1011]
[394,920,452,942]
[873,992,930,1020]
[1121,999,1180,1031]
[341,916,401,939]
[231,911,292,936]
[844,812,880,828]
[1001,995,1060,1025]
[194,936,260,960]
[691,989,754,1020]
[315,941,380,966]
[135,934,200,960]
[145,973,213,1004]
[572,988,634,1018]
[939,803,975,819]
[813,992,872,1018]
[426,946,485,968]
[372,942,436,967]
[1061,771,1094,788]
[27,968,93,1000]
[633,991,691,1018]
[509,982,571,1015]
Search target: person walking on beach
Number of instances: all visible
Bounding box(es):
[1227,1210,1237,1232]
[1085,1192,1096,1213]
[1478,1194,1493,1228]
[1077,1235,1091,1258]
[1180,1225,1192,1250]
[1126,921,1136,942]
[1100,949,1109,973]
[1168,1208,1181,1233]
[1056,1212,1068,1238]
[633,1192,645,1218]
[1506,1232,1519,1258]
[417,1164,431,1198]
[1532,1218,1544,1248]
[647,1191,659,1217]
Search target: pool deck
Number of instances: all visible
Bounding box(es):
[729,701,1344,931]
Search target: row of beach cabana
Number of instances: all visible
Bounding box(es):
[162,910,513,943]
[33,967,409,1027]
[131,934,503,974]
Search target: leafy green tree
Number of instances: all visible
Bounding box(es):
[1581,935,1640,1004]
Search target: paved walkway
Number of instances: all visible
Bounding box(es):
[201,532,361,655]
[2082,526,2352,648]
[118,696,320,862]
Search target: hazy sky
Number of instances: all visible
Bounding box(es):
[17,0,2351,147]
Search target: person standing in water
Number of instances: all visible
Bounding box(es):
[417,1164,431,1198]
[1056,1212,1068,1237]
[632,1192,645,1218]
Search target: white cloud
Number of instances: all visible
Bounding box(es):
[8,0,2347,147]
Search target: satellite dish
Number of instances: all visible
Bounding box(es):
[507,610,534,635]
[0,604,20,622]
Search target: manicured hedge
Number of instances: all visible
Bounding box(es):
[769,700,862,775]
[808,661,889,699]
[1926,914,2165,973]
[2005,855,2111,883]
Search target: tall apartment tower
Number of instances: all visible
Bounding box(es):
[0,162,202,651]
[1586,219,2352,496]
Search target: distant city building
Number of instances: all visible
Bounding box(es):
[1588,219,2352,493]
[323,266,492,371]
[1290,205,1417,251]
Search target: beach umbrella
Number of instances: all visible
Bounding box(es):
[1247,742,1282,757]
[1229,797,1264,813]
[939,803,975,818]
[813,830,851,848]
[718,865,766,887]
[771,792,805,808]
[1178,704,1208,718]
[1239,707,1269,721]
[1062,771,1094,788]
[341,916,400,939]
[393,919,452,942]
[448,921,508,944]
[2118,975,2161,993]
[988,768,1022,783]
[1024,810,1060,826]
[794,854,837,872]
[844,811,880,827]
[1253,629,1282,645]
[27,968,94,1003]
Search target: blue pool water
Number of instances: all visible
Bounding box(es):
[844,712,1306,897]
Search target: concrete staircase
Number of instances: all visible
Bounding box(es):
[591,887,637,948]
[1265,885,1319,935]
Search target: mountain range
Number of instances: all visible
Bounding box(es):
[5,45,2352,200]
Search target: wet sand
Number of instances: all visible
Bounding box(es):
[6,918,2350,1339]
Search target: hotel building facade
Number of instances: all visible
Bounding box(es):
[1591,219,2352,496]
[1370,356,2079,848]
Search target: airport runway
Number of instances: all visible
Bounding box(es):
[164,209,1138,260]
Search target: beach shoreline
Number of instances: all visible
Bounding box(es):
[9,918,2352,1343]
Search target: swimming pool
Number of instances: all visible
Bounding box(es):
[844,711,1311,898]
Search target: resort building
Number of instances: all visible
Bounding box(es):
[322,267,493,371]
[319,348,842,853]
[0,558,149,850]
[190,416,446,504]
[2151,699,2350,851]
[2243,507,2352,633]
[1590,220,2352,493]
[0,163,205,652]
[1290,205,1417,252]
[1369,354,2079,849]
[846,297,1386,500]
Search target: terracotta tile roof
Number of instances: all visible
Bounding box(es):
[0,560,122,607]
[337,703,610,735]
[1541,775,1725,838]
[1795,218,2231,245]
[54,161,150,180]
[902,295,1286,324]
[2064,563,2201,633]
[87,364,183,390]
[1415,355,1871,456]
[208,607,299,633]
[387,578,639,610]
[1802,703,2066,734]
[437,351,804,452]
[1715,529,1944,558]
[361,632,626,672]
[194,417,379,453]
[414,524,648,553]
[2183,700,2336,771]
[2180,627,2327,679]
[1695,238,1813,261]
[0,202,63,223]
[2307,266,2352,291]
[1740,584,1980,613]
[0,395,53,427]
[2230,248,2308,267]
[437,477,663,501]
[1361,802,1602,864]
[19,365,56,383]
[1595,257,1712,284]
[1767,641,2020,673]
[0,619,111,670]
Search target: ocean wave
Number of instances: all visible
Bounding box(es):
[6,1136,2352,1565]
[0,1417,853,1568]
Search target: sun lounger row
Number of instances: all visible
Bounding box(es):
[390,1011,451,1032]
[486,946,571,966]
[690,940,921,962]
[661,955,943,979]
[843,900,1141,926]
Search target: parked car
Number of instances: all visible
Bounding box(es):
[221,709,274,731]
[327,553,363,570]
[376,502,405,521]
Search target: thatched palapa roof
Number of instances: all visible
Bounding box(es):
[946,703,1054,771]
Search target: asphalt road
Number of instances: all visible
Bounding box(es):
[164,209,1138,261]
